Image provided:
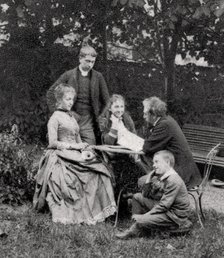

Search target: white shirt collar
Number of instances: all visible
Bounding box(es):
[79,66,88,77]
[153,117,161,126]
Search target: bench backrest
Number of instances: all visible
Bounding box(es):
[182,123,224,153]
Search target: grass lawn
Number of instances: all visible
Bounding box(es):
[0,207,224,258]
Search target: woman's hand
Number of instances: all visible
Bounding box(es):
[70,142,89,150]
[81,150,95,161]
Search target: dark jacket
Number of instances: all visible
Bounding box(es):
[98,111,136,145]
[46,67,110,120]
[143,115,202,188]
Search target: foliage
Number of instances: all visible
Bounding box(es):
[0,126,39,204]
[98,61,224,129]
[0,208,224,257]
[0,0,116,142]
[0,43,75,142]
[0,98,49,143]
[0,0,224,143]
[0,0,114,56]
[110,0,224,101]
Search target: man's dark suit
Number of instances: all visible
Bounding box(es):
[46,67,110,144]
[142,115,202,188]
[46,68,109,117]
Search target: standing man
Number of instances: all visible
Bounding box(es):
[139,96,201,188]
[46,45,110,145]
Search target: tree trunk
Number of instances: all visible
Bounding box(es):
[164,59,176,103]
[163,28,179,104]
[100,3,110,83]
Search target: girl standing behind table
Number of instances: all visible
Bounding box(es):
[33,83,116,224]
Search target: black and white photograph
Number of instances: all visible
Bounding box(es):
[0,0,224,257]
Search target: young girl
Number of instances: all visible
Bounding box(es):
[98,94,136,146]
[33,83,116,224]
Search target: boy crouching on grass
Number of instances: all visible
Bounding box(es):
[116,150,192,239]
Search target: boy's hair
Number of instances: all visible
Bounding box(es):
[54,83,76,104]
[154,150,175,168]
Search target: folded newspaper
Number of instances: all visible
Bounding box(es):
[117,129,144,152]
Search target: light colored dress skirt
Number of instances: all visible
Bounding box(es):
[33,149,116,224]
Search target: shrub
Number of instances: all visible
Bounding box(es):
[0,125,39,205]
[0,97,49,144]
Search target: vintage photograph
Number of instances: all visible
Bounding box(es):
[0,0,224,257]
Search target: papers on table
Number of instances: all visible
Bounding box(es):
[117,129,144,152]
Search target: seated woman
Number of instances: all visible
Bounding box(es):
[33,84,116,224]
[99,94,136,147]
[99,94,147,167]
[98,94,146,192]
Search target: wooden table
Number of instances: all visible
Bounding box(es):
[92,145,144,155]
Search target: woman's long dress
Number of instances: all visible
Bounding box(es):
[33,111,116,224]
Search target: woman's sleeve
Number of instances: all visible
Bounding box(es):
[47,115,70,149]
[76,133,82,144]
[102,128,118,145]
[98,115,117,145]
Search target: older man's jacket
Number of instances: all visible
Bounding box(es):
[143,115,202,188]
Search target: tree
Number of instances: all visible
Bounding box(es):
[0,0,86,141]
[0,0,117,141]
[111,0,224,103]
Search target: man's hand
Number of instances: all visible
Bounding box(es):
[132,214,143,223]
[145,170,154,183]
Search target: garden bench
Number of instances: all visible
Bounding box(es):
[182,123,224,167]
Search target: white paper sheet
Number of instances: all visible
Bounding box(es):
[117,129,144,152]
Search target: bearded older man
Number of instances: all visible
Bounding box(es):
[139,96,201,188]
